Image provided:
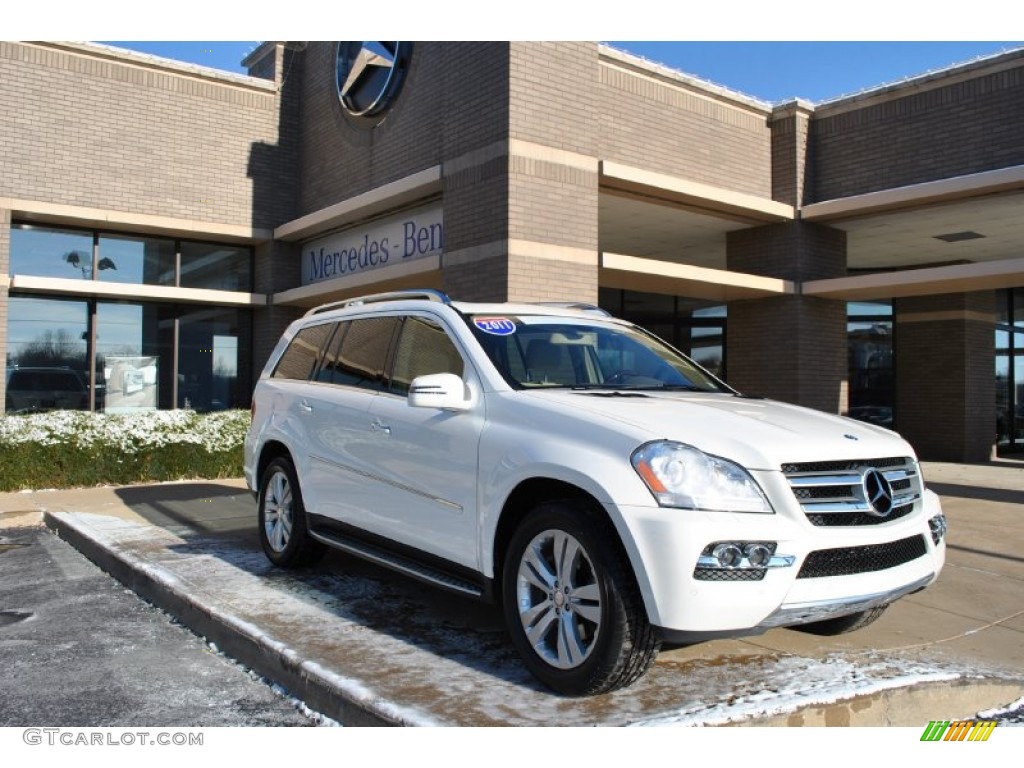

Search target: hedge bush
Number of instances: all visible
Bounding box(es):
[0,409,249,491]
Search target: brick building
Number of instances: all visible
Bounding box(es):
[2,41,1023,461]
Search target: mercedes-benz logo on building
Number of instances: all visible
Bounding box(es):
[862,468,895,517]
[336,42,412,122]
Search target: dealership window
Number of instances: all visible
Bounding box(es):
[9,223,252,291]
[598,289,726,379]
[846,301,894,429]
[180,242,252,291]
[97,233,176,286]
[5,296,250,414]
[9,225,94,280]
[5,297,90,412]
[995,288,1024,452]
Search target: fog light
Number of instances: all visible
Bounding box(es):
[745,543,772,567]
[712,543,744,568]
[929,513,947,545]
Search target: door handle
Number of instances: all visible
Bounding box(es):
[370,419,391,435]
[299,400,313,413]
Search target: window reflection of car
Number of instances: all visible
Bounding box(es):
[847,405,893,429]
[5,367,88,413]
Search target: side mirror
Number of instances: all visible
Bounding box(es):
[408,373,471,411]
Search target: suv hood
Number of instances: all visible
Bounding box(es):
[524,390,915,470]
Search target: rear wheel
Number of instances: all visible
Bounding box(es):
[258,457,324,568]
[795,605,889,636]
[502,499,660,695]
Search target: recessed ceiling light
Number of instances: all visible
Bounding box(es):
[933,231,985,243]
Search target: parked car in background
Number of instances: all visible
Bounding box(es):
[5,366,88,413]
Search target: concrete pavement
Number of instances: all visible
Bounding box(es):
[1,462,1021,725]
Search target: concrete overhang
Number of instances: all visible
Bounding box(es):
[2,198,272,244]
[600,161,795,223]
[802,165,1024,222]
[802,256,1024,301]
[8,275,266,306]
[274,166,442,243]
[272,255,442,308]
[600,252,794,301]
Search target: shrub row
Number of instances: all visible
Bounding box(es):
[0,410,248,491]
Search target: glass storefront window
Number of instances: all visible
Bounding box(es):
[97,234,176,286]
[599,288,727,379]
[10,225,94,280]
[10,223,251,291]
[177,307,249,411]
[6,297,90,412]
[996,288,1024,451]
[847,301,893,429]
[180,242,252,291]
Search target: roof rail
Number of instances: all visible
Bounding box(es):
[529,302,612,317]
[304,289,451,316]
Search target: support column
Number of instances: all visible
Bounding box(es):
[253,240,302,376]
[894,292,995,462]
[726,221,847,413]
[440,42,600,304]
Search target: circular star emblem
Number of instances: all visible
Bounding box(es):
[335,42,412,121]
[862,467,895,517]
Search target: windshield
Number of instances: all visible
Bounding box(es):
[466,314,730,393]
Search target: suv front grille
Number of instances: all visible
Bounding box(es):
[797,534,928,579]
[783,456,922,527]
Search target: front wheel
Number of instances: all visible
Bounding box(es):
[258,456,324,568]
[501,500,660,695]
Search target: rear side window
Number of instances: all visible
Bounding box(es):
[271,323,333,381]
[331,316,400,391]
[390,316,464,396]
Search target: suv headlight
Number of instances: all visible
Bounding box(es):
[631,441,773,513]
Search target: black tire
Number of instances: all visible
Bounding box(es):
[501,499,660,696]
[258,456,325,568]
[794,605,889,636]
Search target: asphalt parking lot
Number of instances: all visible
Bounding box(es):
[1,462,1022,726]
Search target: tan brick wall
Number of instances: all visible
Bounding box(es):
[894,292,996,461]
[596,52,773,198]
[507,256,597,304]
[0,42,290,229]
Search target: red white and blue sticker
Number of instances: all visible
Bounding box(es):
[473,317,517,336]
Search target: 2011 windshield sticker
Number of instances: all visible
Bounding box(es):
[474,317,517,335]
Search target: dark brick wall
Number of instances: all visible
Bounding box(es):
[894,292,996,462]
[297,42,510,217]
[810,56,1024,201]
[726,222,847,412]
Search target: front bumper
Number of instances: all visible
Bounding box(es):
[613,488,946,634]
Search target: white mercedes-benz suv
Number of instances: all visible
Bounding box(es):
[244,289,947,695]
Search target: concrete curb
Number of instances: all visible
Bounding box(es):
[44,511,424,727]
[42,507,1023,727]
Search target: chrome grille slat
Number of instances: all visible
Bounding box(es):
[783,456,923,527]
